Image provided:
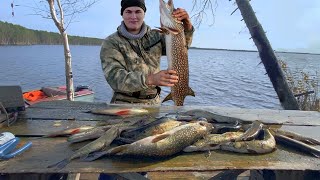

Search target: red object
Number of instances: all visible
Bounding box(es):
[23,85,94,105]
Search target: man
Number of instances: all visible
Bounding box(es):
[100,0,194,105]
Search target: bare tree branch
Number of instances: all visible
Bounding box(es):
[191,0,218,28]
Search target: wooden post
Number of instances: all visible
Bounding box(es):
[235,0,299,110]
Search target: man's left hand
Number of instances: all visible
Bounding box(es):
[172,8,193,31]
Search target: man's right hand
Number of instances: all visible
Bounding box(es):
[147,70,179,87]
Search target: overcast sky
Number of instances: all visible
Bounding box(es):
[1,0,319,53]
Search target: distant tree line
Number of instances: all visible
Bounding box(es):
[0,21,103,45]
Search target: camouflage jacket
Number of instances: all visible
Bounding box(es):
[100,23,194,105]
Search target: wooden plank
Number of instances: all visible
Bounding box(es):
[0,117,154,136]
[20,101,320,126]
[19,108,126,121]
[148,171,250,180]
[0,119,98,136]
[0,129,319,174]
[21,101,163,121]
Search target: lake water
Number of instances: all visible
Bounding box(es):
[0,45,319,109]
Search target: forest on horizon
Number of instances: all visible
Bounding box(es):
[0,21,103,46]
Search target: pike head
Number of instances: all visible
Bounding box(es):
[159,0,184,34]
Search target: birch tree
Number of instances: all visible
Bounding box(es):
[14,0,98,101]
[47,0,98,101]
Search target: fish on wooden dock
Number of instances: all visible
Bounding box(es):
[184,132,244,152]
[67,126,110,143]
[48,126,122,169]
[90,107,149,117]
[178,109,246,123]
[41,126,94,138]
[159,0,195,106]
[84,121,213,161]
[270,128,320,145]
[121,116,183,141]
[220,129,276,154]
[235,120,263,141]
[274,133,320,158]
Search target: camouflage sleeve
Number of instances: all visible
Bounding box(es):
[161,34,166,55]
[184,26,195,48]
[100,39,149,93]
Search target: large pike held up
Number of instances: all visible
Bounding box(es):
[159,0,195,106]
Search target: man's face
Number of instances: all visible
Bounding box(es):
[122,6,145,34]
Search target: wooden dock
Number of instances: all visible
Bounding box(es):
[0,100,320,179]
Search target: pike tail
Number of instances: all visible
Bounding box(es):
[162,87,195,104]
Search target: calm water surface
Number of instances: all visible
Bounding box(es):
[0,45,319,109]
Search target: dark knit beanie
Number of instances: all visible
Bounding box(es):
[121,0,147,15]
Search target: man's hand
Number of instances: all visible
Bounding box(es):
[147,70,178,87]
[172,8,193,31]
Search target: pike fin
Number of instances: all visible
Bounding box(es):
[70,129,81,135]
[162,93,173,103]
[107,145,128,155]
[163,26,180,35]
[152,134,170,143]
[115,110,131,116]
[188,87,195,97]
[155,27,170,35]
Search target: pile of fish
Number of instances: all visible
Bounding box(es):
[45,108,320,169]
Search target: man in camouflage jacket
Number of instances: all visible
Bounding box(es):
[100,0,194,105]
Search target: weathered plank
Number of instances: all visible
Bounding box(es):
[21,101,163,121]
[19,101,320,126]
[1,117,154,136]
[1,101,319,175]
[0,130,319,174]
[148,170,250,180]
[0,120,98,136]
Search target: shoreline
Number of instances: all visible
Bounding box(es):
[190,47,320,55]
[0,44,319,55]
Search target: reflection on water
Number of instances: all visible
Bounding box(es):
[0,45,319,109]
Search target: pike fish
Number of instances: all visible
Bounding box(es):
[90,107,149,117]
[220,129,276,154]
[159,0,195,106]
[67,126,110,143]
[48,126,121,169]
[84,121,213,161]
[178,109,245,124]
[121,116,183,140]
[41,126,94,138]
[271,128,320,145]
[235,120,264,141]
[184,132,244,152]
[274,134,320,158]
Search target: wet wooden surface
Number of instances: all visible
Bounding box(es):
[0,100,320,174]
